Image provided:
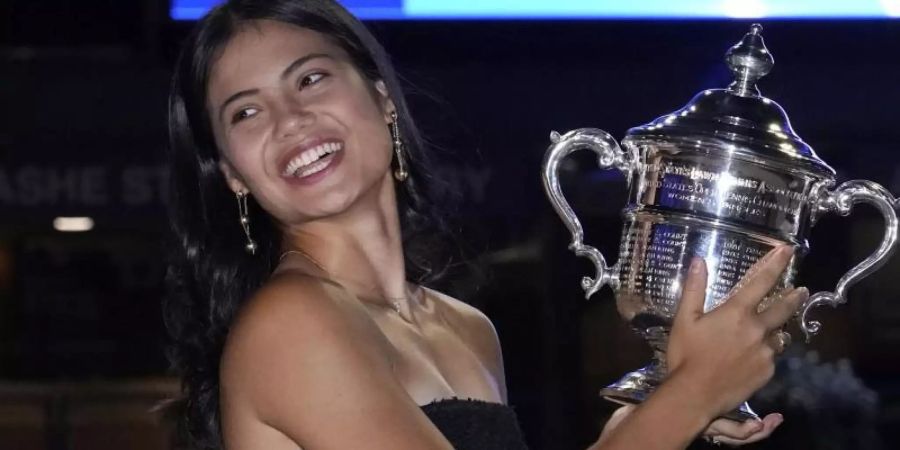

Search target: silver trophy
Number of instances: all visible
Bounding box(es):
[541,24,899,421]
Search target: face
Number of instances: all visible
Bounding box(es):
[207,20,395,225]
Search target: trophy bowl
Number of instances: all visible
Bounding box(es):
[541,24,899,421]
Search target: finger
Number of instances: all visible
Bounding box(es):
[674,257,708,327]
[610,404,636,421]
[704,418,763,441]
[605,404,636,431]
[759,287,809,332]
[708,413,783,446]
[598,404,637,445]
[731,246,794,311]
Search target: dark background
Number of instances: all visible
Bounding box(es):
[1,1,899,449]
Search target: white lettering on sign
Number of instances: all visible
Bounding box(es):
[0,165,168,207]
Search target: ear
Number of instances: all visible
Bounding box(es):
[374,80,396,124]
[218,159,249,194]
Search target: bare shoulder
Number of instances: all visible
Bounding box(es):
[220,271,453,449]
[425,288,498,342]
[423,287,507,401]
[220,271,390,401]
[222,271,387,367]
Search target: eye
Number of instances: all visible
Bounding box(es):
[231,107,259,124]
[299,72,327,89]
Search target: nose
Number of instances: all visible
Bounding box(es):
[273,104,314,140]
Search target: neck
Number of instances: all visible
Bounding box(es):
[280,173,409,306]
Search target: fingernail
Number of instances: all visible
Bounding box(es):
[774,245,794,257]
[774,414,784,426]
[782,286,799,297]
[761,245,782,263]
[690,257,704,274]
[794,287,809,301]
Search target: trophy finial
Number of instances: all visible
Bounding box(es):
[725,23,774,97]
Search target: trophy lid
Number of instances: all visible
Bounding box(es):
[626,24,835,176]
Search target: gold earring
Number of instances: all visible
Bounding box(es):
[389,111,409,182]
[235,191,257,255]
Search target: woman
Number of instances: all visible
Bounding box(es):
[163,1,809,448]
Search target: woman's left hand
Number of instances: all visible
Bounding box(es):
[600,405,784,446]
[702,412,783,446]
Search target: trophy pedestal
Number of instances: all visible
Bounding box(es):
[599,361,760,422]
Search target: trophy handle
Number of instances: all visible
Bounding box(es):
[800,180,900,341]
[541,128,636,299]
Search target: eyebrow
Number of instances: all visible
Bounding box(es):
[217,52,333,123]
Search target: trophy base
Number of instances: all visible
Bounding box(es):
[599,365,760,422]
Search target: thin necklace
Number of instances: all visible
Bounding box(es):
[278,249,407,315]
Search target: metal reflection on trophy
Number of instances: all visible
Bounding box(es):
[541,24,899,421]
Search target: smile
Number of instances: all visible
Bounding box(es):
[281,141,344,178]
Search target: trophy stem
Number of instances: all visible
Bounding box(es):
[599,346,760,422]
[599,348,666,407]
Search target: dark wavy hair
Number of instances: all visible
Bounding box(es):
[162,1,454,448]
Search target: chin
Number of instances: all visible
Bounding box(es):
[277,163,393,222]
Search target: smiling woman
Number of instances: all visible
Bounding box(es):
[207,22,398,221]
[163,1,803,449]
[163,1,463,448]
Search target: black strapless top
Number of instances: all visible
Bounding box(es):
[420,398,529,450]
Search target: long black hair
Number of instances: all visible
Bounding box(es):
[163,1,454,447]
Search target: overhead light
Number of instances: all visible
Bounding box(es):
[882,1,900,17]
[722,0,767,18]
[53,217,94,232]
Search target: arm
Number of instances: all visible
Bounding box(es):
[590,246,806,450]
[598,404,783,447]
[588,374,715,450]
[219,274,454,450]
[460,292,758,449]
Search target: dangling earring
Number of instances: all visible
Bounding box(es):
[389,111,409,182]
[235,191,257,255]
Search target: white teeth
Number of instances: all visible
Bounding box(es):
[282,142,343,176]
[298,159,330,177]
